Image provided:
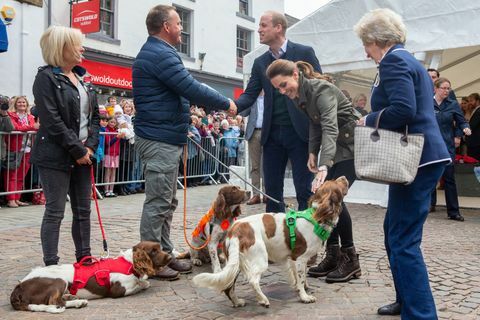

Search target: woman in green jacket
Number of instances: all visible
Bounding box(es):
[266,59,361,283]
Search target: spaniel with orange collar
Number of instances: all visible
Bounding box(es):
[193,177,348,307]
[10,241,171,313]
[185,185,250,273]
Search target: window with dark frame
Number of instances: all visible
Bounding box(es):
[99,0,115,37]
[175,7,191,56]
[239,0,249,16]
[236,27,251,69]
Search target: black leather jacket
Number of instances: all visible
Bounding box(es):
[31,65,100,171]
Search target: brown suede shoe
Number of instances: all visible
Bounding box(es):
[169,257,192,274]
[247,195,261,205]
[154,266,179,281]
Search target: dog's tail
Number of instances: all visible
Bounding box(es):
[192,237,240,291]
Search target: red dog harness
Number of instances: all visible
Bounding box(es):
[69,256,134,295]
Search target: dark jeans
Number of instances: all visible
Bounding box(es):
[39,165,92,266]
[263,125,312,212]
[430,163,460,216]
[325,159,356,248]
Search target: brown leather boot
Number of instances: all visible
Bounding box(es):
[325,246,361,283]
[307,244,340,277]
[154,266,179,281]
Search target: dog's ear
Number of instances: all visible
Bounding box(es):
[232,206,241,218]
[213,192,228,219]
[313,190,335,223]
[335,176,349,196]
[133,248,156,277]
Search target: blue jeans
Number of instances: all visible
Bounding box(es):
[385,162,446,319]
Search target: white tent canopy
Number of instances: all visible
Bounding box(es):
[243,0,480,97]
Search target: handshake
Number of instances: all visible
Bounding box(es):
[228,99,237,116]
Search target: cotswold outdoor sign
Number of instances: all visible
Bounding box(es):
[71,0,100,34]
[81,59,133,90]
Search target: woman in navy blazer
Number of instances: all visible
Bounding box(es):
[354,9,451,319]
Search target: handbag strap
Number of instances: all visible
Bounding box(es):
[373,109,409,145]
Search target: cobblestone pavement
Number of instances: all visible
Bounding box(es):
[0,184,479,319]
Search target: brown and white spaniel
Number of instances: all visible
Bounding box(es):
[10,241,171,313]
[193,177,348,307]
[182,185,250,273]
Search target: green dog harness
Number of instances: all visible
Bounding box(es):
[285,207,333,250]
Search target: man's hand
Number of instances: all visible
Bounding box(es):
[76,150,92,166]
[463,128,472,136]
[228,99,237,116]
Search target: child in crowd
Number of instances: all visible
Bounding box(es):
[105,96,117,117]
[103,116,123,197]
[93,115,108,194]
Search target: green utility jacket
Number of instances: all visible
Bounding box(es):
[295,73,360,168]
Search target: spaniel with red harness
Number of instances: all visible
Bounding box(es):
[10,241,171,313]
[193,177,348,307]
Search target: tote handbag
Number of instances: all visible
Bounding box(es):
[354,109,424,185]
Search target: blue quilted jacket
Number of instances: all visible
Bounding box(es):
[132,36,230,145]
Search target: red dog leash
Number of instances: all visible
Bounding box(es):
[90,165,109,258]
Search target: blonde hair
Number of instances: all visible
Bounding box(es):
[353,8,406,47]
[352,93,367,106]
[10,96,30,113]
[40,26,84,67]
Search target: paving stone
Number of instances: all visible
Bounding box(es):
[0,185,478,319]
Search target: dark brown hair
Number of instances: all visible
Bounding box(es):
[266,59,331,82]
[146,5,176,36]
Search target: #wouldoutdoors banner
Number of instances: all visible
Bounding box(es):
[71,0,100,34]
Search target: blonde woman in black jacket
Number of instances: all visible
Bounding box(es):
[267,59,361,283]
[31,26,100,266]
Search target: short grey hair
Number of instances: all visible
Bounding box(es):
[353,8,406,47]
[146,5,176,36]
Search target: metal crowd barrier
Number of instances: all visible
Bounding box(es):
[0,131,247,201]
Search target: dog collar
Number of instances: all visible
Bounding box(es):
[285,208,333,250]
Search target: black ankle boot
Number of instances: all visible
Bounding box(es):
[307,244,340,277]
[325,246,361,283]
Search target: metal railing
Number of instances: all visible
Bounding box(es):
[0,131,247,199]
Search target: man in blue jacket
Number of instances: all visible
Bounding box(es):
[132,4,236,280]
[235,11,321,213]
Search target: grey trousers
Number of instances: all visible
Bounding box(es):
[248,129,264,195]
[136,136,182,253]
[39,165,92,266]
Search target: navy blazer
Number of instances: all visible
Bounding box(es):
[366,44,450,167]
[235,41,321,145]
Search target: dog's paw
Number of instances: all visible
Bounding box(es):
[300,294,316,304]
[233,299,246,308]
[65,299,88,309]
[258,298,270,308]
[192,258,203,266]
[139,279,150,289]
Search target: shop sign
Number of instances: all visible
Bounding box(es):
[81,59,132,90]
[71,0,100,34]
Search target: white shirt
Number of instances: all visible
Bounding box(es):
[269,39,288,59]
[255,95,264,129]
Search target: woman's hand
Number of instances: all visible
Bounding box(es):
[307,153,318,173]
[311,165,328,193]
[356,117,366,126]
[463,128,472,136]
